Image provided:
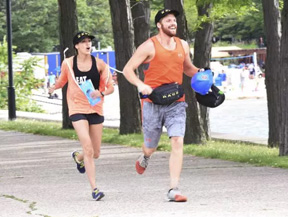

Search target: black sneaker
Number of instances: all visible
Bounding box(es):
[72,151,85,173]
[92,188,105,201]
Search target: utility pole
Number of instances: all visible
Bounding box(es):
[6,0,16,120]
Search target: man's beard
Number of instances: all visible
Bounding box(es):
[162,25,177,37]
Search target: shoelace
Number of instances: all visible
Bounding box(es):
[74,152,85,167]
[139,156,149,168]
[79,161,85,168]
[93,188,99,194]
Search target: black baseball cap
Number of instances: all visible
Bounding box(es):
[195,85,225,108]
[154,9,179,25]
[73,31,95,46]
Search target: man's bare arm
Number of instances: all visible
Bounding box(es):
[181,40,199,77]
[123,40,154,95]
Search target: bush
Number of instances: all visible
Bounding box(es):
[0,37,44,113]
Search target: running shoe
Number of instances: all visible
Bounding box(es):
[135,154,150,174]
[167,188,187,202]
[92,188,105,201]
[72,151,85,174]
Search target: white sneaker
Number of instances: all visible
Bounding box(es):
[167,188,187,202]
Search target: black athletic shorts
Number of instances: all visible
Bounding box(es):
[69,113,104,125]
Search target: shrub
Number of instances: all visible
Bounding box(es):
[0,37,44,113]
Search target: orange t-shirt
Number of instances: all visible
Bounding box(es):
[143,36,185,102]
[54,56,114,116]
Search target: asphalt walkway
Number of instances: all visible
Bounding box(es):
[1,130,288,217]
[1,85,282,217]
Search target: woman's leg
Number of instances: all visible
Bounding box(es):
[89,123,103,159]
[72,120,96,190]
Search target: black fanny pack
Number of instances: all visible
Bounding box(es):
[145,83,184,105]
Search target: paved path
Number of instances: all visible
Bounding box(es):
[1,130,288,217]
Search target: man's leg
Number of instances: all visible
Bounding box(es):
[169,136,184,189]
[142,144,156,157]
[167,136,187,202]
[165,102,187,202]
[136,102,162,174]
[135,145,156,174]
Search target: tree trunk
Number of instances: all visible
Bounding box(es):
[164,0,204,144]
[279,0,288,155]
[130,0,150,81]
[193,2,214,141]
[57,0,78,129]
[262,0,281,147]
[109,0,142,134]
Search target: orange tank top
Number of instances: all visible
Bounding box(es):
[144,36,185,88]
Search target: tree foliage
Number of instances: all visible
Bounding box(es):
[76,0,113,49]
[183,0,263,43]
[214,0,264,43]
[8,0,59,52]
[0,2,5,39]
[0,0,113,53]
[0,0,269,52]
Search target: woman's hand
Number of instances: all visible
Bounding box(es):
[48,85,56,94]
[90,89,102,99]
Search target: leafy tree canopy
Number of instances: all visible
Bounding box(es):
[184,0,264,44]
[0,0,267,52]
[8,0,58,53]
[0,0,113,53]
[77,0,113,50]
[213,0,264,43]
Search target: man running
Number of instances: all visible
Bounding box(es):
[123,9,199,202]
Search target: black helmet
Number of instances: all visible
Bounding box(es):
[195,85,225,108]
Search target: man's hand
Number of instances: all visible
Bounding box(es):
[137,83,153,95]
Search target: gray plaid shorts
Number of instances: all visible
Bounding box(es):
[142,101,188,148]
